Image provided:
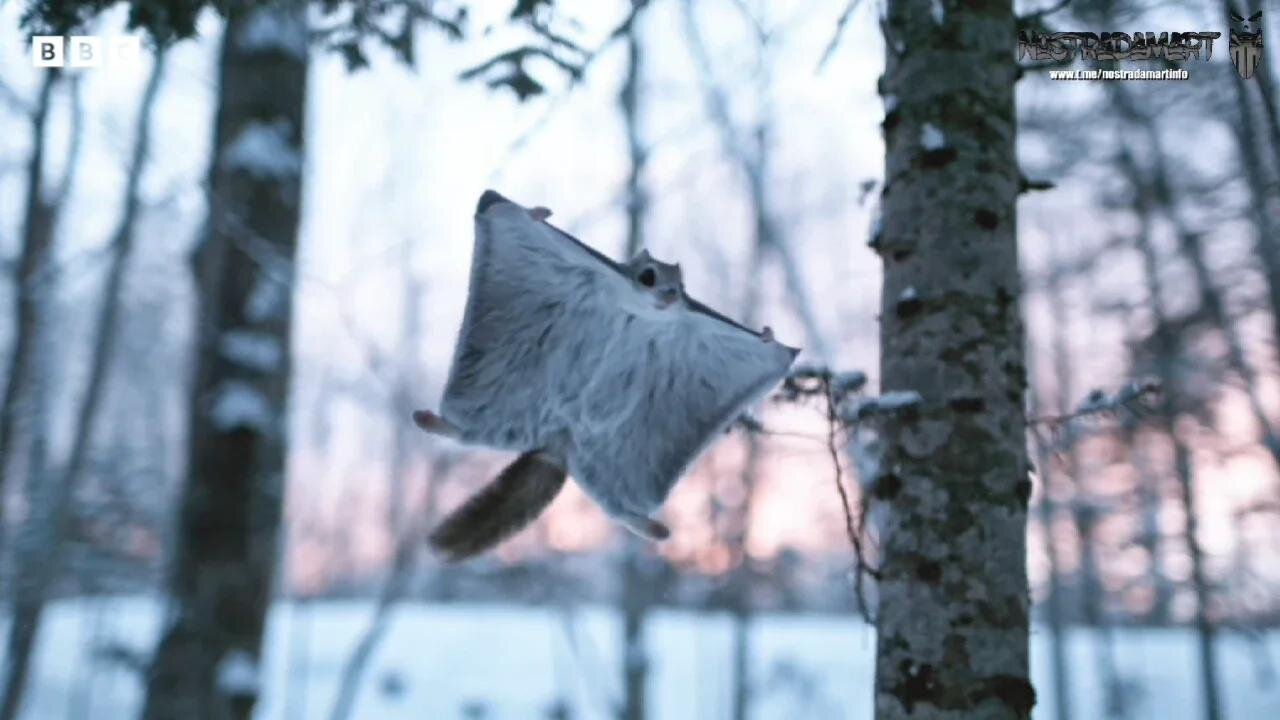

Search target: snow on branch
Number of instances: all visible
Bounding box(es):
[736,363,1162,620]
[1028,378,1162,457]
[215,648,260,700]
[220,120,301,181]
[219,329,283,373]
[737,363,881,620]
[236,5,309,57]
[839,390,922,423]
[919,123,946,151]
[209,380,275,432]
[1030,378,1162,430]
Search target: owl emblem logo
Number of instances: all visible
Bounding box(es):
[1230,10,1264,80]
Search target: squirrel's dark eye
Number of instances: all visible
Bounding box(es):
[639,267,657,287]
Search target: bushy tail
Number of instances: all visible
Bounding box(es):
[428,450,567,562]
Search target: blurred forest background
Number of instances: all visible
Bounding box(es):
[0,0,1278,718]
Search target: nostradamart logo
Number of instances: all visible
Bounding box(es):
[1230,11,1264,80]
[31,35,142,68]
[1017,29,1221,63]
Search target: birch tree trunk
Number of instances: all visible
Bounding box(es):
[142,5,308,719]
[619,7,651,718]
[874,1,1032,717]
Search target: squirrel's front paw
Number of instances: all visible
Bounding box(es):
[412,409,460,438]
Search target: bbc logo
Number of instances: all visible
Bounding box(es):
[31,36,143,68]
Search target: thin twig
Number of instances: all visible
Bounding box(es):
[822,379,879,622]
[1027,380,1161,429]
[816,0,864,72]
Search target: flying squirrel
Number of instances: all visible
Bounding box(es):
[414,191,799,561]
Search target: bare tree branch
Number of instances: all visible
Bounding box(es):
[679,0,832,361]
[816,0,865,72]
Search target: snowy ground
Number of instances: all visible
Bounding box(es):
[5,598,1279,719]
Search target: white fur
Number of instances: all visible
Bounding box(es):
[440,196,799,524]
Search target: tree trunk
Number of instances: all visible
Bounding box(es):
[142,5,308,719]
[1045,268,1126,720]
[327,262,430,720]
[620,539,650,720]
[1073,500,1123,720]
[1028,274,1071,720]
[1109,85,1280,472]
[1223,6,1280,401]
[1118,146,1222,720]
[874,1,1032,718]
[1123,421,1172,623]
[619,8,651,718]
[326,524,415,720]
[0,71,59,720]
[1169,413,1220,720]
[1029,439,1071,720]
[728,118,775,720]
[0,71,58,536]
[620,6,647,263]
[0,50,165,720]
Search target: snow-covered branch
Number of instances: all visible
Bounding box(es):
[1029,378,1162,431]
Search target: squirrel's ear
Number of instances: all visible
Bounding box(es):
[632,248,652,263]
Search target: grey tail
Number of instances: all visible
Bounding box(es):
[428,450,567,562]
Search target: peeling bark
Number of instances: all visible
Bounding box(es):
[142,5,308,719]
[875,1,1031,718]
